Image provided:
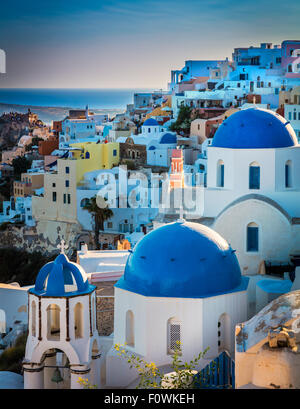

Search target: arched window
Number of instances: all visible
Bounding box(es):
[288,64,293,73]
[247,222,259,252]
[217,160,225,187]
[167,317,181,355]
[125,310,134,346]
[74,303,84,339]
[85,151,90,159]
[31,300,36,337]
[249,162,260,189]
[285,160,292,188]
[47,304,61,340]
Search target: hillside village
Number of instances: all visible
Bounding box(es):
[1,39,300,389]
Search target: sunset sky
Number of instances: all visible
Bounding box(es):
[0,0,299,89]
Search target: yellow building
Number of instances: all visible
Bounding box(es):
[70,141,120,183]
[32,142,120,223]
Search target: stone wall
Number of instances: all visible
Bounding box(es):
[96,280,116,336]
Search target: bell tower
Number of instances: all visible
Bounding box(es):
[23,240,101,389]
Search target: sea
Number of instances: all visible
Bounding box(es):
[0,88,154,110]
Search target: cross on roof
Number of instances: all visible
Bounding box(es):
[57,239,68,254]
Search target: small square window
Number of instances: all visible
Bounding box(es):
[52,183,56,187]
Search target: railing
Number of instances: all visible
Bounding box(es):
[193,351,235,389]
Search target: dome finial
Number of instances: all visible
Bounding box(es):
[57,238,68,254]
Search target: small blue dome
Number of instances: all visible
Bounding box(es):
[159,132,177,144]
[148,145,156,150]
[116,221,248,298]
[212,108,298,149]
[30,253,95,297]
[143,118,159,126]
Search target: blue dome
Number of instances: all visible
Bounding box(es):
[116,221,248,298]
[30,253,95,297]
[159,132,177,144]
[148,145,156,150]
[212,108,298,149]
[143,118,159,126]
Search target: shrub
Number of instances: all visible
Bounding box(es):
[0,332,27,374]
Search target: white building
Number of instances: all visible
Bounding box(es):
[59,118,97,148]
[194,108,300,277]
[100,220,249,388]
[23,243,101,389]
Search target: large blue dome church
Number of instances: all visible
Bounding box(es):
[211,108,298,149]
[116,220,248,298]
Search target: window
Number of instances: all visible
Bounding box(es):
[289,112,292,120]
[107,222,113,229]
[113,149,117,157]
[247,222,259,252]
[276,57,281,64]
[47,304,60,340]
[125,310,134,347]
[66,166,70,174]
[285,160,292,188]
[63,194,66,204]
[52,192,57,202]
[74,303,83,339]
[217,160,225,187]
[31,300,36,337]
[167,318,181,354]
[85,152,90,159]
[65,180,69,187]
[68,194,71,204]
[249,163,260,189]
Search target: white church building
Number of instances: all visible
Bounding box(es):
[195,108,300,277]
[22,221,249,389]
[103,219,249,388]
[23,242,101,389]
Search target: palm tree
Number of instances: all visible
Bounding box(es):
[83,195,113,250]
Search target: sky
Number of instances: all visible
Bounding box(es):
[0,0,299,89]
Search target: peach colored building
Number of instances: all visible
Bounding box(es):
[14,173,44,198]
[38,136,59,156]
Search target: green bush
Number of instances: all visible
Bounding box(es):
[0,332,27,374]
